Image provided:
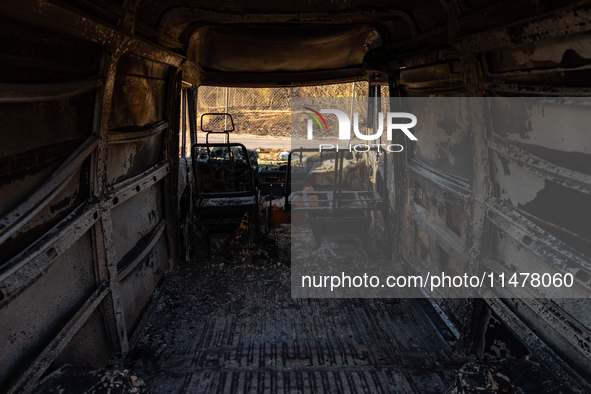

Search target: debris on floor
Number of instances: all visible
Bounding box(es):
[445,358,569,394]
[35,365,147,394]
[124,225,465,393]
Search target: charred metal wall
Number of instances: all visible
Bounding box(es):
[0,2,184,392]
[392,2,591,391]
[2,0,591,393]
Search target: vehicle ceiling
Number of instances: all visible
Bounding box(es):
[61,0,580,86]
[65,0,450,85]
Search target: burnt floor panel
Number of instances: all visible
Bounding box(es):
[126,229,463,393]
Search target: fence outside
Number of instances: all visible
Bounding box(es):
[196,83,378,137]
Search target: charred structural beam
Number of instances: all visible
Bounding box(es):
[481,82,591,96]
[98,208,129,355]
[0,136,98,245]
[90,48,132,362]
[162,69,182,265]
[483,258,591,368]
[485,199,591,292]
[108,121,168,145]
[0,202,100,309]
[200,69,368,88]
[91,48,135,360]
[485,63,591,78]
[482,289,591,393]
[489,138,591,196]
[106,162,170,208]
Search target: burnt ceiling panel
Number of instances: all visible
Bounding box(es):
[188,25,382,72]
[137,0,445,30]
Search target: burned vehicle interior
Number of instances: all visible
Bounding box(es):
[1,0,591,393]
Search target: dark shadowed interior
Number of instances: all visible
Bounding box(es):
[1,0,591,393]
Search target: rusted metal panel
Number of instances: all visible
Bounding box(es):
[486,219,590,298]
[88,50,132,365]
[485,201,591,285]
[482,200,591,370]
[191,25,381,73]
[0,231,97,390]
[494,155,591,256]
[490,99,591,158]
[163,8,423,44]
[405,98,474,181]
[106,134,164,185]
[484,34,591,76]
[110,183,164,265]
[0,93,96,218]
[108,54,170,131]
[51,307,113,373]
[490,286,591,377]
[96,48,174,367]
[0,9,124,392]
[0,136,97,245]
[108,75,168,129]
[118,220,166,280]
[488,138,591,194]
[482,289,591,393]
[402,158,473,330]
[99,208,130,355]
[399,62,464,91]
[119,236,168,335]
[387,4,591,377]
[6,283,109,394]
[406,163,471,250]
[0,202,99,309]
[117,52,171,81]
[489,99,591,260]
[127,271,168,348]
[0,161,92,268]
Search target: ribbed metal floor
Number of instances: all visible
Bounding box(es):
[126,253,462,393]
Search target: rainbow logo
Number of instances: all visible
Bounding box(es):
[304,107,328,131]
